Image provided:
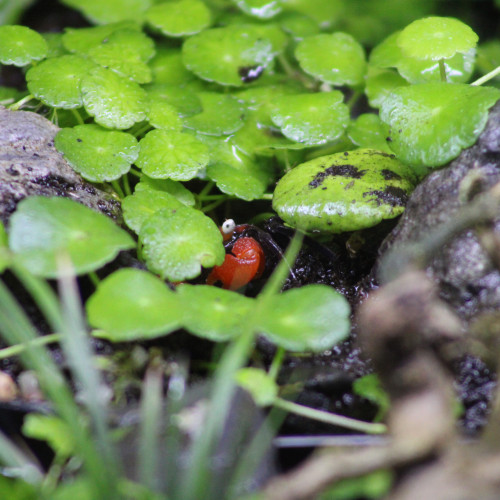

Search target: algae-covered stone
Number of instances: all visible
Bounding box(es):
[272,148,416,233]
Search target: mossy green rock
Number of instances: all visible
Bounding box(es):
[273,148,416,233]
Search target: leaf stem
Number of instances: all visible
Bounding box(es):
[201,196,228,213]
[273,398,387,434]
[122,173,132,197]
[0,333,61,360]
[471,64,500,86]
[70,108,85,126]
[268,346,285,381]
[439,59,447,82]
[9,94,34,111]
[111,180,125,200]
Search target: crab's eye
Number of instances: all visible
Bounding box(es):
[221,219,236,235]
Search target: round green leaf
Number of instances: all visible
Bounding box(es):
[61,0,153,25]
[80,66,147,129]
[347,114,392,153]
[0,25,48,67]
[279,13,320,40]
[270,92,349,145]
[295,33,366,87]
[145,0,211,37]
[62,22,141,55]
[380,83,500,174]
[137,129,210,180]
[8,196,134,278]
[232,0,282,19]
[0,221,9,273]
[397,17,478,61]
[273,148,416,233]
[177,284,253,341]
[27,55,97,109]
[364,67,408,108]
[55,124,139,182]
[122,190,184,234]
[135,177,196,206]
[146,84,202,118]
[207,163,267,201]
[87,268,181,341]
[149,47,196,85]
[182,24,275,86]
[398,48,476,84]
[281,0,342,29]
[235,368,278,406]
[257,285,350,352]
[184,92,245,136]
[369,31,401,69]
[87,29,154,83]
[147,101,182,131]
[140,206,225,281]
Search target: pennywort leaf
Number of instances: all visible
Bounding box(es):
[257,284,351,352]
[273,148,416,233]
[139,206,224,281]
[295,32,366,87]
[0,25,47,67]
[8,197,134,278]
[26,55,97,109]
[122,190,184,234]
[380,83,500,174]
[80,66,147,129]
[270,91,349,145]
[54,124,139,182]
[137,129,210,180]
[397,16,478,61]
[235,368,278,406]
[87,268,181,341]
[145,0,212,37]
[177,284,253,341]
[134,177,196,206]
[182,24,275,86]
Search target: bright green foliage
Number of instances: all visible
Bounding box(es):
[87,268,181,341]
[364,67,408,108]
[184,92,245,135]
[86,28,155,83]
[61,22,141,55]
[139,206,225,281]
[273,149,416,233]
[281,0,342,30]
[137,129,210,180]
[0,222,8,273]
[270,91,349,145]
[42,32,68,58]
[295,33,366,87]
[279,12,320,40]
[54,124,139,182]
[318,470,393,500]
[380,83,500,175]
[348,114,392,153]
[182,24,275,86]
[60,0,153,25]
[232,0,282,19]
[8,197,134,278]
[149,47,196,85]
[353,374,390,422]
[177,284,253,341]
[122,190,184,234]
[397,16,478,61]
[146,83,202,117]
[0,25,47,66]
[147,101,182,131]
[23,414,76,459]
[370,30,476,85]
[256,284,350,352]
[207,162,267,200]
[145,0,212,37]
[135,177,196,206]
[235,367,278,406]
[80,66,147,129]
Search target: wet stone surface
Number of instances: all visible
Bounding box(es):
[0,105,121,227]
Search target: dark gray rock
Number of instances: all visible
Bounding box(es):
[0,105,121,226]
[377,100,500,323]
